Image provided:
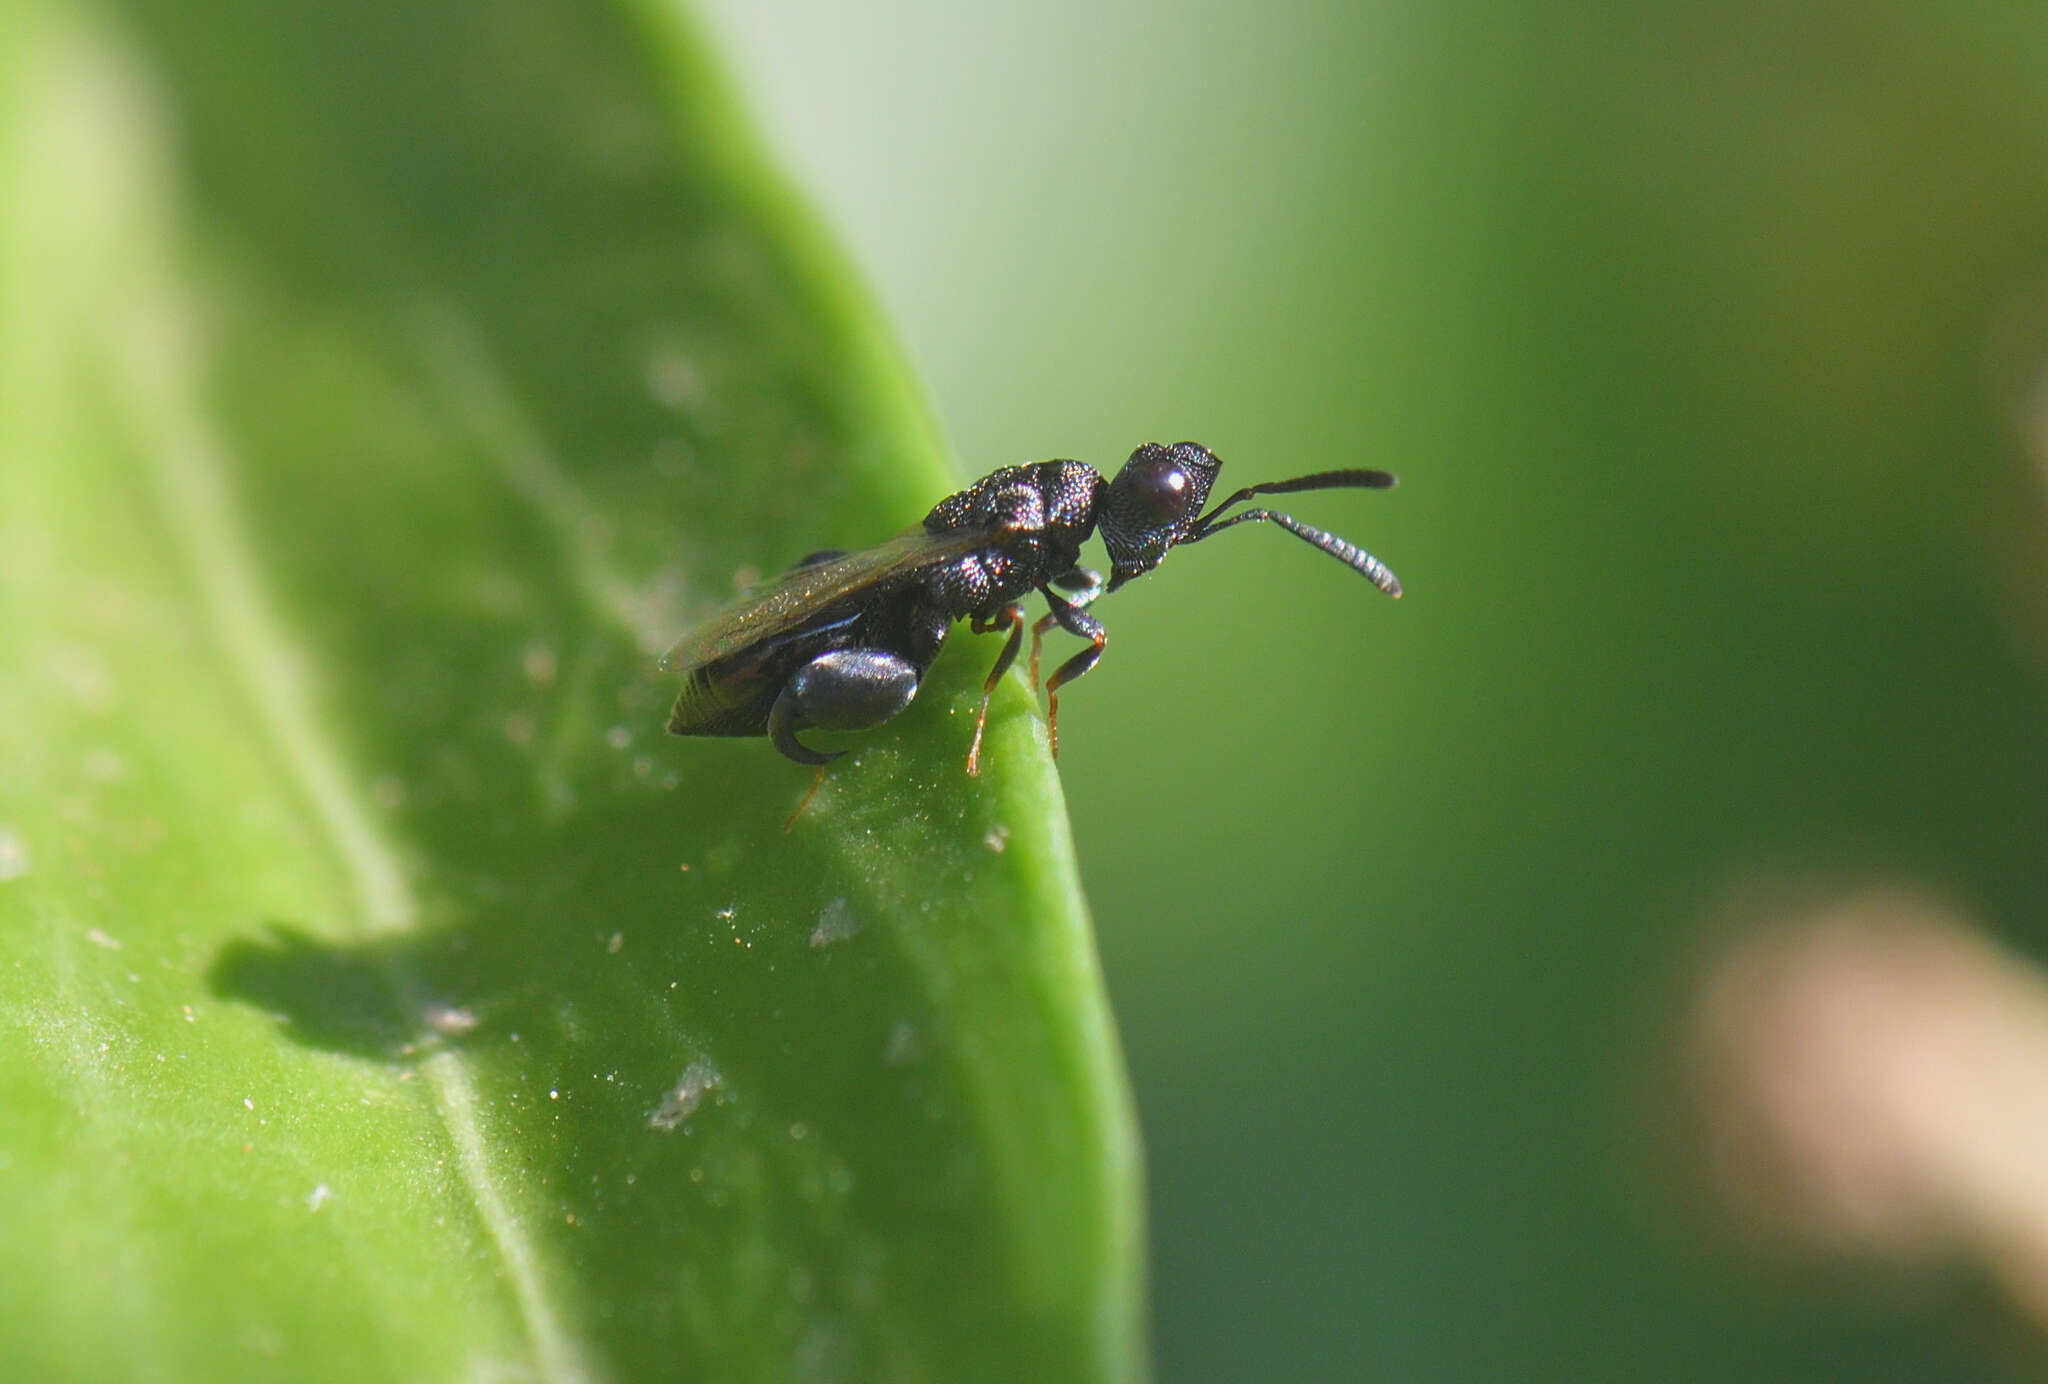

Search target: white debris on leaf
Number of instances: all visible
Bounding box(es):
[424,1004,479,1036]
[650,1058,724,1131]
[521,642,557,686]
[0,826,29,881]
[884,1022,922,1066]
[810,897,862,949]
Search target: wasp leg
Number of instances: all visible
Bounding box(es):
[1030,566,1104,690]
[783,764,831,834]
[966,603,1026,777]
[767,685,842,767]
[1033,589,1106,760]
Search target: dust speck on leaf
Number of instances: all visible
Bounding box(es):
[643,348,704,411]
[810,897,862,949]
[47,645,113,711]
[306,1184,332,1212]
[607,931,624,954]
[884,1021,922,1066]
[606,725,632,749]
[793,1317,857,1384]
[650,1058,725,1131]
[522,642,558,685]
[0,827,30,881]
[983,824,1010,854]
[238,1323,284,1357]
[86,928,121,950]
[423,1003,478,1036]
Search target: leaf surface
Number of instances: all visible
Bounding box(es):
[0,1,1143,1378]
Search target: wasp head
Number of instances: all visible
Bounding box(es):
[1098,442,1223,589]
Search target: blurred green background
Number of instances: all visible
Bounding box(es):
[700,1,2048,1380]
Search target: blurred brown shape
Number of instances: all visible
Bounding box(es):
[1983,274,2048,677]
[1683,885,2048,1325]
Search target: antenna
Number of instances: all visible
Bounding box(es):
[1186,470,1402,597]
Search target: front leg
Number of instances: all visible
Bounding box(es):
[1031,585,1107,759]
[1030,565,1104,690]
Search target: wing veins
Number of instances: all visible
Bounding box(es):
[658,526,989,676]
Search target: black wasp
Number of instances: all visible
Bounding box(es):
[662,442,1401,811]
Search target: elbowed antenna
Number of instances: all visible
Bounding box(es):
[1195,468,1396,520]
[1185,469,1403,598]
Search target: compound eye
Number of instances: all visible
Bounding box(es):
[1125,456,1196,524]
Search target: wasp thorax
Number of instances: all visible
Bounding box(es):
[1099,441,1223,588]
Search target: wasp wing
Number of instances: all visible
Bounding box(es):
[664,616,862,737]
[659,525,990,678]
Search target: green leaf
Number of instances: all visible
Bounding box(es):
[0,1,1143,1379]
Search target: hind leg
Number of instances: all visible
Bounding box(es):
[769,648,925,766]
[768,647,925,829]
